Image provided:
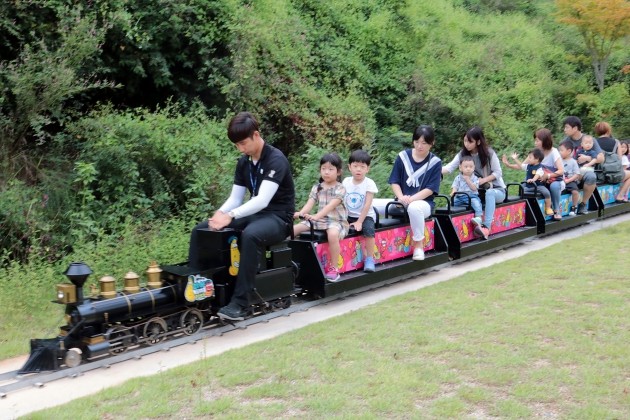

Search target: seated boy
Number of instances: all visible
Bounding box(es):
[450,155,484,237]
[559,140,580,215]
[343,150,379,272]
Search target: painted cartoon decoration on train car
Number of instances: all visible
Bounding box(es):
[228,235,240,276]
[451,201,527,243]
[184,275,215,303]
[315,221,436,273]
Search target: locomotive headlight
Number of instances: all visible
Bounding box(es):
[57,291,65,300]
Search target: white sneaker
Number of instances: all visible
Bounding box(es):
[412,248,425,261]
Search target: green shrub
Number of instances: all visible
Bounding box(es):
[61,103,235,241]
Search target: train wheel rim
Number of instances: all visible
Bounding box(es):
[143,317,168,345]
[105,326,132,355]
[179,309,204,335]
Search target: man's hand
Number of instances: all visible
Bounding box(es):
[209,210,232,230]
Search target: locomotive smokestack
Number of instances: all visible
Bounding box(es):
[64,262,92,303]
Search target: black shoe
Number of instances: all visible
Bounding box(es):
[217,302,247,321]
[576,202,588,214]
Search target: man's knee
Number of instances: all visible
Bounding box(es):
[582,172,596,185]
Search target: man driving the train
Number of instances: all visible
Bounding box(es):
[188,111,295,321]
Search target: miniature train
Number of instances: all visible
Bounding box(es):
[18,183,630,374]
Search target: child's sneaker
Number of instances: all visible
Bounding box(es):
[325,266,340,282]
[569,206,577,216]
[363,257,375,272]
[412,248,425,261]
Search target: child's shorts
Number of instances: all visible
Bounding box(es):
[347,216,376,238]
[564,181,579,192]
[299,219,348,239]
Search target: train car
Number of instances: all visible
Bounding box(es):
[289,201,450,298]
[432,193,538,260]
[593,183,630,219]
[508,183,599,235]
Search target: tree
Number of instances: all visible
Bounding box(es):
[556,0,630,92]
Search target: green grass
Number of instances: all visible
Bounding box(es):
[20,222,630,419]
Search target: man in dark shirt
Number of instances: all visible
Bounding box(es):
[188,112,295,320]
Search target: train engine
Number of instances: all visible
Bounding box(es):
[19,228,296,374]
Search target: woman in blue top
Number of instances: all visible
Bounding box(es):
[442,127,506,240]
[387,125,442,261]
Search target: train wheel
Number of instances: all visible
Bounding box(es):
[143,317,168,345]
[106,326,132,355]
[64,348,82,368]
[272,297,292,310]
[180,309,204,335]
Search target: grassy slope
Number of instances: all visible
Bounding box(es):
[24,222,630,419]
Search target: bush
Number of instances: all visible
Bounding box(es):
[61,103,235,242]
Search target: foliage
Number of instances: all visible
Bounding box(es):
[409,2,580,155]
[223,0,383,158]
[451,0,546,15]
[1,0,630,266]
[576,83,630,138]
[555,0,630,92]
[62,103,234,241]
[0,3,115,183]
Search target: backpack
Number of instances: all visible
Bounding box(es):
[595,141,625,184]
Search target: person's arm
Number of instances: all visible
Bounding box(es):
[594,151,605,165]
[502,153,522,170]
[479,152,502,185]
[210,185,247,230]
[554,157,564,179]
[565,160,580,183]
[392,183,406,202]
[355,191,374,225]
[441,154,460,175]
[584,151,603,167]
[464,175,478,192]
[228,180,279,218]
[531,168,544,183]
[296,197,316,219]
[313,198,342,220]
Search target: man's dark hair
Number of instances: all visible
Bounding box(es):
[227,112,259,143]
[559,139,575,151]
[348,149,372,166]
[563,116,582,131]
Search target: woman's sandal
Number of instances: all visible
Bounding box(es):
[553,213,562,220]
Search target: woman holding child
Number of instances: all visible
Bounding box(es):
[442,127,506,240]
[503,128,564,220]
